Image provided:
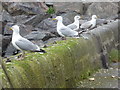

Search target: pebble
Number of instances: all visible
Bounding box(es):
[88,78,95,81]
[109,67,113,69]
[111,75,116,78]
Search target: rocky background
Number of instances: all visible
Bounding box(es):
[0,2,119,57]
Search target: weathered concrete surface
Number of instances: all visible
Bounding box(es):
[77,62,119,88]
[1,20,119,88]
[2,38,102,88]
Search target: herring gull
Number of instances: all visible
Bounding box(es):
[80,15,97,30]
[53,16,79,38]
[67,15,81,31]
[10,25,46,59]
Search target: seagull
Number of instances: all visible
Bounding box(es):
[10,25,46,59]
[52,16,79,38]
[67,15,81,31]
[80,15,98,30]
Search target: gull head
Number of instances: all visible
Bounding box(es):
[92,15,98,19]
[74,15,81,20]
[52,16,63,22]
[10,25,20,33]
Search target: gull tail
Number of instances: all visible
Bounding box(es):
[78,30,86,34]
[35,49,46,54]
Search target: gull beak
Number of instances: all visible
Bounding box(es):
[80,16,83,19]
[52,18,57,20]
[10,28,12,30]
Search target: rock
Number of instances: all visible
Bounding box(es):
[3,2,46,16]
[23,14,50,27]
[3,22,14,35]
[1,9,14,34]
[0,22,3,34]
[1,9,14,22]
[4,42,19,57]
[36,18,56,30]
[24,31,46,40]
[60,16,72,26]
[3,23,32,36]
[24,30,56,41]
[82,2,92,14]
[86,2,119,18]
[0,2,1,10]
[13,15,31,24]
[38,2,49,11]
[18,24,34,36]
[42,32,56,41]
[53,2,84,14]
[108,14,120,20]
[96,19,108,26]
[2,35,12,57]
[61,11,79,22]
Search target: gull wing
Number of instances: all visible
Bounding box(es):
[67,24,78,30]
[59,27,78,37]
[15,38,39,51]
[80,21,92,29]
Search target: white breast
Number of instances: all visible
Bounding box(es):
[12,34,21,50]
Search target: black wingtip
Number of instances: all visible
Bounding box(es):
[34,49,46,53]
[39,49,46,53]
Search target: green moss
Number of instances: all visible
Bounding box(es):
[46,6,55,14]
[109,49,120,62]
[1,64,11,88]
[2,38,101,88]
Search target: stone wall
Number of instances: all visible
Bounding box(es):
[1,20,119,88]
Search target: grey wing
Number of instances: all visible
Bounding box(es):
[15,38,39,51]
[59,27,78,37]
[67,24,77,30]
[81,21,92,29]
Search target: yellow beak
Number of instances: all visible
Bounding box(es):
[52,18,57,20]
[10,28,12,30]
[80,16,83,19]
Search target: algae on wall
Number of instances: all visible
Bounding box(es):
[109,48,120,62]
[0,60,11,88]
[2,38,101,88]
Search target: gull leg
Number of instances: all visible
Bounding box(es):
[17,51,25,60]
[61,37,66,40]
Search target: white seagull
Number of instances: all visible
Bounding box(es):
[10,25,46,59]
[80,15,98,30]
[53,16,79,38]
[67,15,81,31]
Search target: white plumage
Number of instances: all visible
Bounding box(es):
[80,15,97,30]
[67,15,81,31]
[11,25,46,59]
[53,16,79,37]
